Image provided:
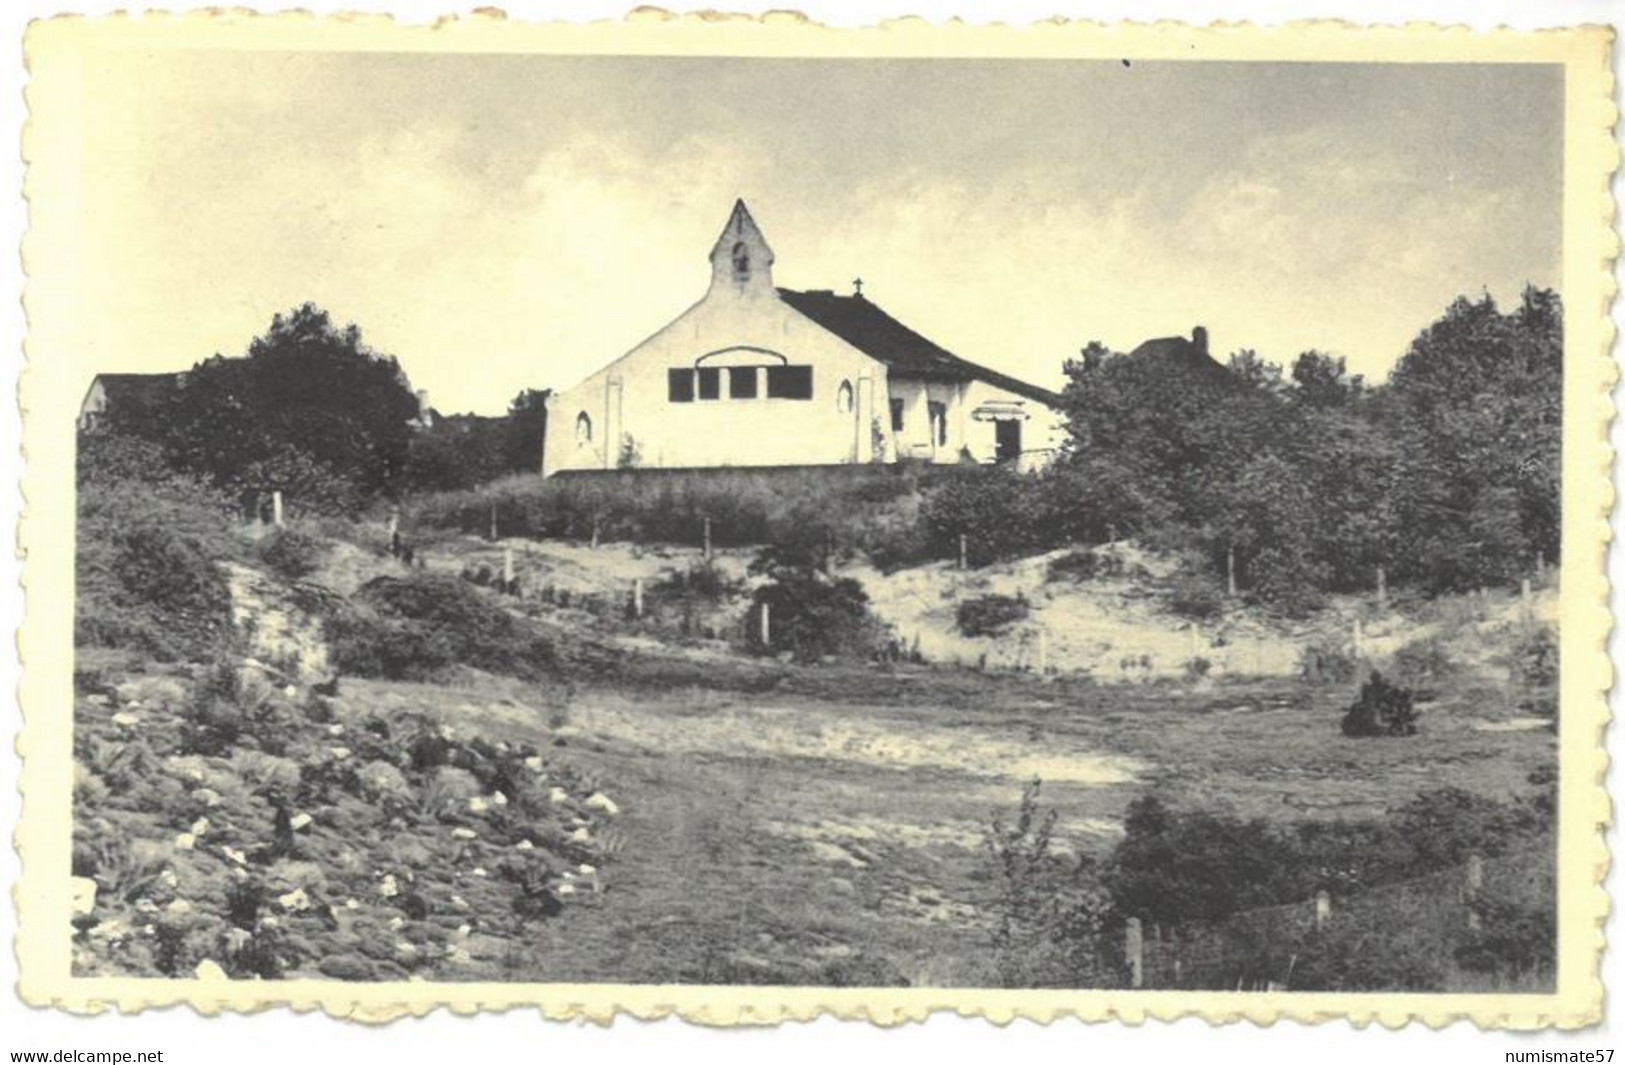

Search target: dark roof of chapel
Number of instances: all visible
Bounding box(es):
[777,288,1063,407]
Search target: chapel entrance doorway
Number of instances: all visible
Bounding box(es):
[995,419,1022,464]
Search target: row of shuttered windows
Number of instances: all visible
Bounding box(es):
[669,365,813,402]
[574,372,945,448]
[668,367,945,442]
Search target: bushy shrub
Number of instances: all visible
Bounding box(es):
[254,527,328,580]
[1510,625,1559,689]
[1390,786,1543,866]
[843,476,915,504]
[1454,897,1556,983]
[748,569,885,663]
[1164,567,1226,621]
[328,574,557,681]
[1103,790,1541,928]
[1390,636,1455,688]
[414,470,780,545]
[1243,544,1329,618]
[1039,459,1172,546]
[956,594,1030,637]
[1046,548,1104,583]
[1298,638,1359,685]
[76,437,239,662]
[849,504,932,572]
[918,467,1047,567]
[650,562,739,603]
[1102,795,1312,925]
[995,783,1555,991]
[1275,921,1450,992]
[985,779,1116,988]
[1341,671,1419,738]
[642,562,744,635]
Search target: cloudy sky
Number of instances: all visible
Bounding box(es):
[76,53,1562,414]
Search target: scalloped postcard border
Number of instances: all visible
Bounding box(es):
[13,9,1618,1030]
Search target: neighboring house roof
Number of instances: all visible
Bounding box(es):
[88,372,184,406]
[1126,330,1233,385]
[434,412,504,429]
[777,288,1064,407]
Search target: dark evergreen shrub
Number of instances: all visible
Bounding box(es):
[748,569,883,663]
[1341,670,1419,737]
[956,594,1031,637]
[255,527,328,580]
[1165,568,1225,620]
[1046,548,1101,583]
[330,574,557,681]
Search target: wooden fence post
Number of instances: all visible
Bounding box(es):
[703,517,712,561]
[958,534,968,572]
[272,491,284,528]
[502,546,515,589]
[1376,565,1387,608]
[489,502,498,542]
[1226,546,1237,598]
[632,577,644,619]
[1521,577,1533,615]
[387,507,399,543]
[759,601,771,648]
[1465,854,1484,931]
[591,515,601,550]
[1125,917,1144,989]
[1535,550,1546,583]
[1314,890,1331,932]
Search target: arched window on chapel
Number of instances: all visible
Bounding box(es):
[836,380,854,414]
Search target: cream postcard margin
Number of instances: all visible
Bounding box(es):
[15,12,1618,1029]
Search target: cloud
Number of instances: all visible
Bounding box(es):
[75,55,1561,415]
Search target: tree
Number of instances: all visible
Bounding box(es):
[112,304,421,512]
[503,388,551,474]
[1383,288,1562,591]
[1290,350,1365,409]
[402,416,508,493]
[1227,349,1285,393]
[1056,338,1255,536]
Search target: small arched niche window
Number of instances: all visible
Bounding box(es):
[731,241,750,281]
[575,411,593,445]
[836,380,855,414]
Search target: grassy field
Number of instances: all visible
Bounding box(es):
[72,521,1558,988]
[361,651,1554,986]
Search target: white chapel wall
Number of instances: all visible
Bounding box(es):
[543,292,887,474]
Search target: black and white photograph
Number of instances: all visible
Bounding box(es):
[12,8,1616,1037]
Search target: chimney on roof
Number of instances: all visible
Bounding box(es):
[1192,326,1209,356]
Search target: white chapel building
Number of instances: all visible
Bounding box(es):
[542,201,1066,476]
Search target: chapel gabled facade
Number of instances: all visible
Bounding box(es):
[541,201,1065,475]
